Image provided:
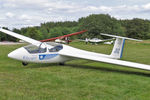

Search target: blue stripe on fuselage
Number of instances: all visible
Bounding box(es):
[39,54,58,60]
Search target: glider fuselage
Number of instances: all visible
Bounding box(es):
[8,43,72,63]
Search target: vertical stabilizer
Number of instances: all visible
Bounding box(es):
[100,33,142,59]
[110,38,125,59]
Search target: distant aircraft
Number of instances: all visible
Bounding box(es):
[41,30,87,44]
[0,28,150,71]
[89,38,114,44]
[81,38,114,45]
[104,41,114,44]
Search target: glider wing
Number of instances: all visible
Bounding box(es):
[0,28,43,47]
[59,45,150,71]
[41,30,87,42]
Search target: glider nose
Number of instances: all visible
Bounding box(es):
[8,51,15,59]
[8,49,20,59]
[8,47,26,60]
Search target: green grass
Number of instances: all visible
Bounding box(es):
[0,41,150,100]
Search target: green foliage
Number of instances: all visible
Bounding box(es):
[1,14,150,41]
[0,27,17,42]
[26,27,42,40]
[121,18,150,39]
[79,14,125,39]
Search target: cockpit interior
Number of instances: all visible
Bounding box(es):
[24,42,63,54]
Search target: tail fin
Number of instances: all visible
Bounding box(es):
[110,38,125,59]
[100,33,142,59]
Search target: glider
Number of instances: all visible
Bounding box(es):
[40,30,87,44]
[0,28,150,71]
[81,38,114,45]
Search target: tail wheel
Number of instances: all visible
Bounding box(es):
[22,62,28,66]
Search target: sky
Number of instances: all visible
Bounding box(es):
[0,0,150,29]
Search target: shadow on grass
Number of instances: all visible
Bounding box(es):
[27,60,91,68]
[26,63,59,68]
[27,62,150,77]
[66,64,150,77]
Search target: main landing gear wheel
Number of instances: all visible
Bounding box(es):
[22,62,28,66]
[59,62,65,65]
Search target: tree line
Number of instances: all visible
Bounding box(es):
[1,14,150,41]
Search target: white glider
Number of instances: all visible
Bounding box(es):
[0,28,150,71]
[81,38,114,45]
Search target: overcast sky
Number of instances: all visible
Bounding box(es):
[0,0,150,29]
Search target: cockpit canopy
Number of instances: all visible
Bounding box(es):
[24,45,46,53]
[48,45,63,52]
[24,43,63,54]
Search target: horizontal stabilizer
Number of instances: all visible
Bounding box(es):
[100,33,142,41]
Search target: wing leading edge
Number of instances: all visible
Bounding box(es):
[0,28,46,47]
[59,45,150,71]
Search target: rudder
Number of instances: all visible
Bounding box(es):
[110,38,125,59]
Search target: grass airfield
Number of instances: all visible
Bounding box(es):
[0,41,150,100]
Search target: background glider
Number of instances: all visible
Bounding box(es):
[40,30,87,44]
